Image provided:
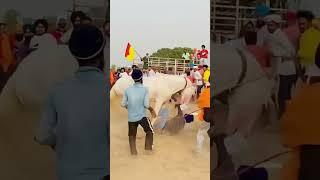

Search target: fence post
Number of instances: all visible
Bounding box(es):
[175,59,177,75]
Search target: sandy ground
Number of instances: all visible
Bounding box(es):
[110,97,210,180]
[0,109,56,180]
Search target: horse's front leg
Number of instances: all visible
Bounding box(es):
[150,98,166,126]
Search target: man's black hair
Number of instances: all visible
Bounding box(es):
[297,10,315,22]
[201,45,205,48]
[70,11,86,24]
[203,65,209,68]
[33,19,49,32]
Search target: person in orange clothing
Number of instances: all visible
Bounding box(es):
[0,23,15,73]
[110,69,115,87]
[281,82,320,180]
[195,81,210,153]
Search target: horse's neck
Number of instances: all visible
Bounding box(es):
[164,76,185,93]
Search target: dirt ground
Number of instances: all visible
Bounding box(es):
[110,97,210,180]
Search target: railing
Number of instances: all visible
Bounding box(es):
[134,57,201,75]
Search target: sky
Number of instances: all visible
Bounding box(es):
[110,0,210,67]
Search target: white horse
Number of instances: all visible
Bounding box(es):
[212,42,275,137]
[110,75,196,123]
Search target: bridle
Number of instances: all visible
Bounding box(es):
[214,48,248,105]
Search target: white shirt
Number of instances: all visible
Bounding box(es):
[265,29,296,75]
[194,71,203,86]
[148,69,156,77]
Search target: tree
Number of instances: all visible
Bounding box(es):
[150,47,194,59]
[111,64,117,70]
[3,9,20,34]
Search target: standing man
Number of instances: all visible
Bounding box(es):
[121,69,155,155]
[35,25,109,180]
[60,11,86,44]
[141,53,150,70]
[297,10,320,84]
[203,65,210,84]
[193,66,203,97]
[198,45,209,65]
[148,66,156,77]
[264,14,297,117]
[0,22,15,73]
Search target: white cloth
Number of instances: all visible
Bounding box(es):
[30,34,57,50]
[200,58,208,66]
[196,121,210,152]
[194,71,203,86]
[119,72,128,78]
[148,69,156,77]
[265,29,296,75]
[264,14,282,24]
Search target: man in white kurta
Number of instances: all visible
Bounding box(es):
[264,14,297,116]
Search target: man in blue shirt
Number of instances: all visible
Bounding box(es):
[121,69,155,155]
[35,25,109,180]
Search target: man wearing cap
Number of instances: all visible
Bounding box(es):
[121,69,155,155]
[35,25,109,180]
[264,14,297,117]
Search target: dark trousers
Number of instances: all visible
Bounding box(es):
[128,117,154,154]
[278,74,297,117]
[197,85,203,96]
[299,145,320,180]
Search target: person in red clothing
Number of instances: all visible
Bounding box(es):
[283,11,300,51]
[197,45,208,66]
[244,31,272,77]
[51,17,68,44]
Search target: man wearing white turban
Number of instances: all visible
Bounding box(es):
[264,14,297,117]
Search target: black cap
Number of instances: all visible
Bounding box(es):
[69,25,105,61]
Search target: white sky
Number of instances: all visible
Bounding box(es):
[110,0,210,67]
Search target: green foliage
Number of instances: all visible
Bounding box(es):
[111,64,117,70]
[3,9,20,33]
[150,47,194,59]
